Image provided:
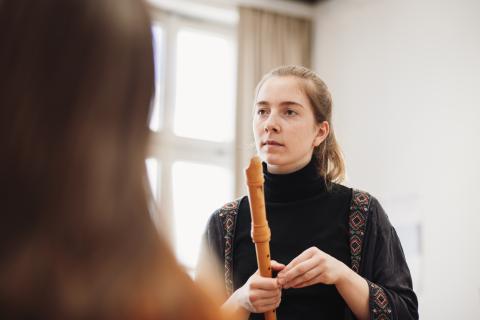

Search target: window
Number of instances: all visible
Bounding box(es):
[147,12,236,272]
[172,162,232,267]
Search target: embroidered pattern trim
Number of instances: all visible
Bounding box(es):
[367,280,393,320]
[218,199,240,296]
[349,189,371,273]
[349,190,392,320]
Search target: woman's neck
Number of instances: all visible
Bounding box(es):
[263,158,326,203]
[265,156,312,174]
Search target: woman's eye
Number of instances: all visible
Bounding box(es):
[286,109,297,116]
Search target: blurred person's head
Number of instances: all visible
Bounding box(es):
[253,65,345,183]
[0,0,221,319]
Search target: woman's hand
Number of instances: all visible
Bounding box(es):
[277,247,348,289]
[232,260,285,313]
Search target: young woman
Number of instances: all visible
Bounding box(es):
[199,65,418,320]
[0,0,224,319]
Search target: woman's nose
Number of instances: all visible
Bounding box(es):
[264,114,280,133]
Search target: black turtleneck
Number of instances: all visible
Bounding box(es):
[233,159,352,320]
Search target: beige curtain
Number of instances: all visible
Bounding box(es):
[234,6,312,196]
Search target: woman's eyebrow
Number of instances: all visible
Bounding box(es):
[256,101,304,108]
[279,101,304,108]
[255,101,270,107]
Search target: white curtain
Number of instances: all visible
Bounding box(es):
[235,6,312,195]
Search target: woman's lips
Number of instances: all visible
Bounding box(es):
[263,140,284,147]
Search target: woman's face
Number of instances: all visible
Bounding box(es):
[253,76,328,174]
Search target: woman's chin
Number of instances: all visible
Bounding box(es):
[261,154,285,166]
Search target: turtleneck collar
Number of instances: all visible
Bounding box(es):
[263,158,327,203]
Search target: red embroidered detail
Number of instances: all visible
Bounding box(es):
[368,280,392,320]
[350,234,362,255]
[218,199,240,296]
[349,189,370,273]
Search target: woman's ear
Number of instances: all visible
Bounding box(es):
[313,121,329,147]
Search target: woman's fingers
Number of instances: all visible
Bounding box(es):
[278,247,316,275]
[283,263,322,288]
[270,259,286,271]
[254,301,281,313]
[240,270,282,313]
[237,260,286,313]
[251,294,280,306]
[247,286,281,313]
[276,248,346,289]
[250,275,280,291]
[291,273,324,288]
[250,294,281,313]
[278,254,323,287]
[249,287,281,301]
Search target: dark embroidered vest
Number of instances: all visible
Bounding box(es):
[217,189,392,320]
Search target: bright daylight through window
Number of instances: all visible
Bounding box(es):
[146,14,236,272]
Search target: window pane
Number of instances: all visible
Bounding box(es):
[146,158,160,199]
[150,24,164,131]
[174,28,235,142]
[172,161,233,269]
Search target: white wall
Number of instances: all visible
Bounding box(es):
[313,0,480,318]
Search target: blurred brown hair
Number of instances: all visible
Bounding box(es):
[0,0,221,319]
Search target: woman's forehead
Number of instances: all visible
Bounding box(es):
[256,76,308,104]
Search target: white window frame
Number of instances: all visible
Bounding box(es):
[147,10,237,259]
